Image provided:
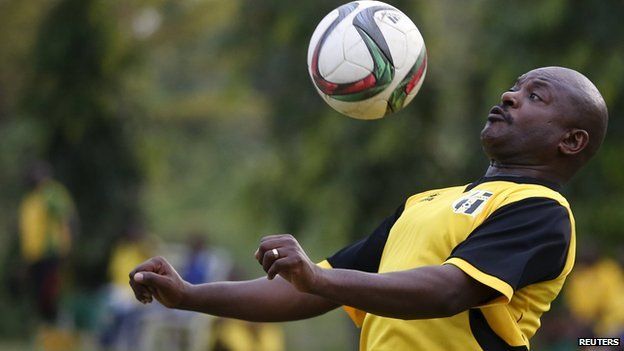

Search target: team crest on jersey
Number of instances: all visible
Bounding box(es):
[452,190,493,216]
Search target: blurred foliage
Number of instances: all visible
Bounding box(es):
[24,0,144,288]
[1,0,623,349]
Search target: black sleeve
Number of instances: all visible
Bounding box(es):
[449,197,572,291]
[327,203,405,273]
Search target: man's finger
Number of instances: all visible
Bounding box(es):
[134,271,169,289]
[259,234,293,243]
[267,257,290,280]
[256,237,295,265]
[129,278,153,303]
[262,247,285,272]
[129,256,172,281]
[255,240,277,265]
[129,259,159,281]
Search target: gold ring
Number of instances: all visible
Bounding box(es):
[271,248,279,259]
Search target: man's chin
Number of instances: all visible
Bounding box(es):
[480,125,496,143]
[480,121,508,139]
[480,128,506,156]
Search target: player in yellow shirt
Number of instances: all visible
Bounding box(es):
[19,162,77,323]
[129,66,608,350]
[565,255,624,338]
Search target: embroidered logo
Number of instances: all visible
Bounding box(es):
[418,192,440,202]
[452,190,493,216]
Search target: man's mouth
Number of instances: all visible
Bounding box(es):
[487,106,510,123]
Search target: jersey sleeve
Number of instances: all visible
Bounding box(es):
[323,203,404,327]
[327,203,404,273]
[445,197,572,304]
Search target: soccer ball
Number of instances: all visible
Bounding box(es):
[307,1,427,120]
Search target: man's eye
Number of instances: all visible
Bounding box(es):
[529,93,541,101]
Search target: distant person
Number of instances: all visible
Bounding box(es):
[210,318,284,351]
[130,67,608,350]
[18,161,78,324]
[182,233,232,285]
[100,221,154,349]
[565,247,624,338]
[108,222,154,290]
[209,266,284,351]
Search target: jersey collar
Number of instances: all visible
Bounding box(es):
[464,176,562,193]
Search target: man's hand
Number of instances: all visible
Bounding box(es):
[255,234,323,293]
[129,256,188,308]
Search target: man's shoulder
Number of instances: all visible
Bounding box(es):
[494,182,570,210]
[401,180,573,219]
[405,184,468,205]
[458,177,569,211]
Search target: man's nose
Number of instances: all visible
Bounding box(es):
[501,90,519,108]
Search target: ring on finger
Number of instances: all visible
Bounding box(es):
[272,248,279,259]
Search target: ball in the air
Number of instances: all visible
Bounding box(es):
[307,0,427,120]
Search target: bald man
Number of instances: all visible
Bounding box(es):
[130,67,608,350]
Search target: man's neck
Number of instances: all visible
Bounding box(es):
[484,161,567,186]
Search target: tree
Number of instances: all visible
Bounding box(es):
[24,0,143,288]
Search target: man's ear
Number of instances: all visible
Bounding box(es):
[559,128,589,155]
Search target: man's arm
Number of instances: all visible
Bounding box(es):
[310,264,496,319]
[181,276,340,321]
[129,234,497,322]
[257,234,499,320]
[129,256,339,322]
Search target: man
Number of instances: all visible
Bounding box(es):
[19,161,77,324]
[129,67,608,350]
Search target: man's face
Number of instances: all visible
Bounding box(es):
[480,69,574,165]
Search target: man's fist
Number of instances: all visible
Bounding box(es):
[129,256,189,308]
[254,234,324,293]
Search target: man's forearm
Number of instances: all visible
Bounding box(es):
[178,276,339,322]
[309,264,495,320]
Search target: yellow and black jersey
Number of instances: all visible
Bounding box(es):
[320,176,575,351]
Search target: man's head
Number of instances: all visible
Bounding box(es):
[481,66,608,182]
[24,160,52,188]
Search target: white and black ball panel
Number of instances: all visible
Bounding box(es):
[326,61,371,83]
[376,20,408,69]
[343,24,373,72]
